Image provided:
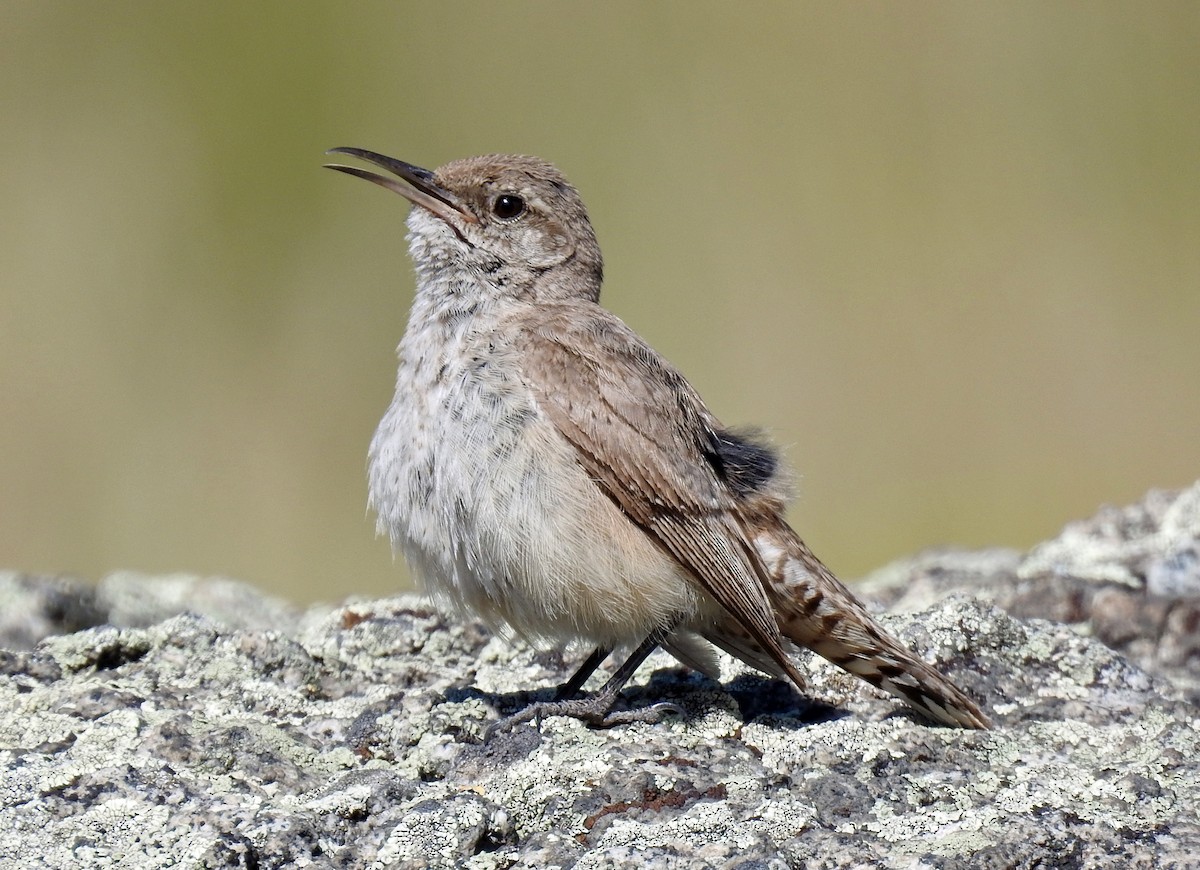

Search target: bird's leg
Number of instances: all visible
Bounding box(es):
[555,646,612,700]
[485,630,682,739]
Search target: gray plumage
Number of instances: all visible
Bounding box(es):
[327,148,991,730]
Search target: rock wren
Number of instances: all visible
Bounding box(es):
[326,147,991,731]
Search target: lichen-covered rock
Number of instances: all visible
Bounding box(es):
[1,483,1198,868]
[861,481,1200,703]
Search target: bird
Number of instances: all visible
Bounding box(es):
[325,147,992,732]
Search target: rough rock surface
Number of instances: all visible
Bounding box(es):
[1,483,1198,869]
[859,482,1200,704]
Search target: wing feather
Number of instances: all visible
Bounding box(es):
[513,304,805,689]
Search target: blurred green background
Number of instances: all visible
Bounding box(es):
[2,3,1197,605]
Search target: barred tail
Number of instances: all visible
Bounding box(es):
[762,528,992,729]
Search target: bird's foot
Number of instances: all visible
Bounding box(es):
[484,697,683,741]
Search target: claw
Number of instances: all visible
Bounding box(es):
[599,701,684,727]
[483,696,682,740]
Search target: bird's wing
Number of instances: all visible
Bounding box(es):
[512,304,806,689]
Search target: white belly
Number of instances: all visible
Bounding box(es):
[368,319,703,649]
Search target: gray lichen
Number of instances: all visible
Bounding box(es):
[2,482,1199,868]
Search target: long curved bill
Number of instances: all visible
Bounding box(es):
[324,147,477,240]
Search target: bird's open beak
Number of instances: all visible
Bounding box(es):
[324,147,477,239]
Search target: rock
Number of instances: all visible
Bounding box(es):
[0,570,310,652]
[860,482,1200,703]
[1,484,1198,868]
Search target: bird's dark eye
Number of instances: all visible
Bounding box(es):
[492,194,525,220]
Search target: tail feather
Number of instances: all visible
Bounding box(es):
[757,526,992,729]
